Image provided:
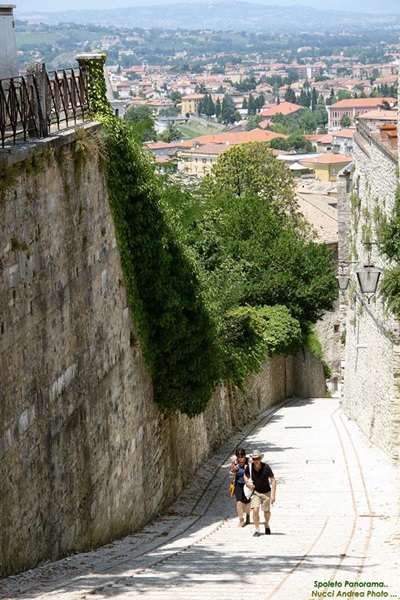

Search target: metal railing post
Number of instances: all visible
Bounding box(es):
[25,62,49,138]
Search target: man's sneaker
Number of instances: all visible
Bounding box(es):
[253,531,261,537]
[265,527,271,535]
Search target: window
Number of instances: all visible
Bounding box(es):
[356,175,360,198]
[346,172,352,194]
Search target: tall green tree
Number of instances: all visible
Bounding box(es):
[164,143,336,385]
[340,113,351,128]
[124,104,157,142]
[221,93,236,124]
[201,142,307,233]
[284,86,297,104]
[205,94,215,118]
[215,97,221,119]
[246,114,262,131]
[169,91,183,105]
[336,89,352,101]
[268,133,314,153]
[311,87,318,111]
[188,184,336,336]
[248,92,256,115]
[160,121,180,142]
[254,92,265,111]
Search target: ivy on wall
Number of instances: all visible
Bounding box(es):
[82,55,221,416]
[353,161,400,321]
[377,185,400,319]
[103,117,222,416]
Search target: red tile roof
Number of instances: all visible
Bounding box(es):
[329,97,396,109]
[176,129,287,149]
[183,143,228,156]
[358,110,397,121]
[333,128,356,138]
[299,152,352,166]
[182,94,205,100]
[259,101,303,117]
[145,141,175,149]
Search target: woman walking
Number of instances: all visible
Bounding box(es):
[230,448,251,527]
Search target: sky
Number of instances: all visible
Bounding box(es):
[12,0,400,15]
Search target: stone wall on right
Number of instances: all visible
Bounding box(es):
[338,117,400,461]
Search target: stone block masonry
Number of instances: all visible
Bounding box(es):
[0,124,326,577]
[340,121,400,461]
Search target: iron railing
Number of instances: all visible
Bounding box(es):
[0,65,89,148]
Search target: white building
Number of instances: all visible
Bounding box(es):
[337,103,400,461]
[0,4,18,80]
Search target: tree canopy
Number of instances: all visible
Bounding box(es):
[183,188,336,335]
[124,104,157,142]
[200,142,305,230]
[165,142,337,351]
[268,133,315,153]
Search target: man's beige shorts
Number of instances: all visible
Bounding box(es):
[251,491,271,512]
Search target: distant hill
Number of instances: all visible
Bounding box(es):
[16,2,400,32]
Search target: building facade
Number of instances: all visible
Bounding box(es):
[327,97,396,131]
[0,4,18,80]
[181,93,204,116]
[338,102,400,461]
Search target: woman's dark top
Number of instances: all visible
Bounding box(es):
[235,458,248,485]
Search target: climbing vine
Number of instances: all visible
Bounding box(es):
[82,53,113,118]
[103,115,223,416]
[377,185,400,319]
[83,57,222,416]
[82,55,223,416]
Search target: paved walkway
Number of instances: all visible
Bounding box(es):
[1,397,399,600]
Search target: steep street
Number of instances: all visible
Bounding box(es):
[1,397,399,600]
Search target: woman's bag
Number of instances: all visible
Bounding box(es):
[229,475,236,497]
[244,463,253,500]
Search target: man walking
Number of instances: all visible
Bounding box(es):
[244,449,276,537]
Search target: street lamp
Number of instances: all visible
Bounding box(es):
[336,262,352,293]
[355,263,382,304]
[337,246,383,303]
[337,272,350,292]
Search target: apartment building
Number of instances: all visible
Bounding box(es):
[327,97,396,131]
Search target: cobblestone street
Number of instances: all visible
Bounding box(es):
[1,397,399,600]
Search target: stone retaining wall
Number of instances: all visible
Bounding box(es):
[0,126,326,576]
